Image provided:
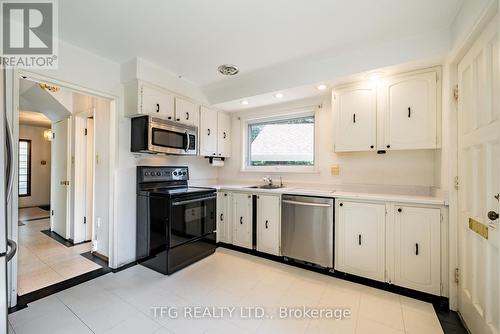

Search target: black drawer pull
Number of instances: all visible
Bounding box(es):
[240,216,243,224]
[415,243,419,256]
[339,203,343,207]
[207,129,211,136]
[156,103,160,112]
[265,220,269,229]
[220,213,224,221]
[353,113,356,123]
[408,107,411,118]
[358,234,362,246]
[223,132,226,139]
[186,112,190,120]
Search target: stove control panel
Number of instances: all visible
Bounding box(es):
[138,166,189,182]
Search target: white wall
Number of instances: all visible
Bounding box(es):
[219,96,439,195]
[18,125,51,208]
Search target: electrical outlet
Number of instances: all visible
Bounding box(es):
[330,164,340,176]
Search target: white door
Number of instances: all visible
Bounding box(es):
[85,118,94,241]
[216,192,232,243]
[217,112,231,157]
[51,118,70,238]
[232,193,253,249]
[256,195,280,255]
[333,84,377,152]
[199,106,218,156]
[380,71,437,150]
[394,206,441,295]
[141,84,175,120]
[457,15,500,334]
[175,97,199,126]
[335,201,386,282]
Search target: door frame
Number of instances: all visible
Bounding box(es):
[5,69,118,307]
[444,0,499,312]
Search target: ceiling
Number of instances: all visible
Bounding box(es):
[19,111,51,127]
[60,0,465,90]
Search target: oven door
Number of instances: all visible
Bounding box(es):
[149,120,197,155]
[170,193,216,248]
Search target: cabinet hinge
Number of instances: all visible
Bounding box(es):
[52,132,55,139]
[454,176,459,190]
[455,268,460,284]
[440,214,443,222]
[453,85,459,101]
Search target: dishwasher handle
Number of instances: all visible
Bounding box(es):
[282,199,332,208]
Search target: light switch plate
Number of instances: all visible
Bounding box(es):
[331,164,340,176]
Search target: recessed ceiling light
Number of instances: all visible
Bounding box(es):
[316,84,327,91]
[240,100,249,105]
[366,71,385,80]
[218,64,239,76]
[274,93,284,99]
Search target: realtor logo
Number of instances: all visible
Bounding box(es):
[1,0,58,68]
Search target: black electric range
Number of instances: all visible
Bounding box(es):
[136,166,217,274]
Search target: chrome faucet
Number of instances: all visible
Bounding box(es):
[263,176,273,186]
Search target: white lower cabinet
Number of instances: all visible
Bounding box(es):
[335,201,386,282]
[232,193,253,249]
[256,195,280,256]
[393,205,441,295]
[216,192,232,243]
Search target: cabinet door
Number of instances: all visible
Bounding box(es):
[256,195,280,255]
[199,106,218,156]
[217,112,232,158]
[381,71,437,150]
[335,201,386,282]
[141,84,175,119]
[175,97,199,127]
[333,84,377,152]
[232,193,253,249]
[216,192,232,243]
[394,206,440,295]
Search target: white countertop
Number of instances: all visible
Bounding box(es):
[202,184,447,206]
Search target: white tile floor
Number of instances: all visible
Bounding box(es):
[17,218,102,295]
[8,248,444,334]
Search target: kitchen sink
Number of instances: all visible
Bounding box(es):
[247,185,284,189]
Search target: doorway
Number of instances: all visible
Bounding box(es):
[15,78,111,296]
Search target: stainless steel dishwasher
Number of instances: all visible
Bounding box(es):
[281,195,334,268]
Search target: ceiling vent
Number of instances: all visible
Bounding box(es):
[218,64,239,76]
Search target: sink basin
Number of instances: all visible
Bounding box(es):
[247,185,283,189]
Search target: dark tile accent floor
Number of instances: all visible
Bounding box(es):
[40,229,90,248]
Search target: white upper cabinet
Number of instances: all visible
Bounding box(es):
[393,206,441,295]
[379,71,437,150]
[217,112,232,158]
[174,97,199,127]
[125,81,175,119]
[335,201,386,282]
[332,68,440,152]
[333,84,377,152]
[200,106,232,157]
[232,193,253,249]
[200,106,219,156]
[256,195,280,256]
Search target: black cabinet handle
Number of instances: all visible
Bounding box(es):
[398,208,402,212]
[224,193,227,197]
[176,118,180,121]
[370,145,374,149]
[408,107,411,118]
[386,145,391,149]
[415,243,419,255]
[220,213,224,221]
[168,116,172,120]
[186,112,190,120]
[358,234,362,246]
[223,132,226,139]
[339,203,343,206]
[156,103,160,113]
[240,216,243,224]
[207,129,211,136]
[353,113,356,123]
[265,220,269,229]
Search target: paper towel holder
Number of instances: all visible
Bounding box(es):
[207,156,225,164]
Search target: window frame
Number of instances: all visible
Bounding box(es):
[18,139,32,197]
[241,109,319,173]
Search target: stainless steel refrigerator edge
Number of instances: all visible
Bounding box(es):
[281,195,334,268]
